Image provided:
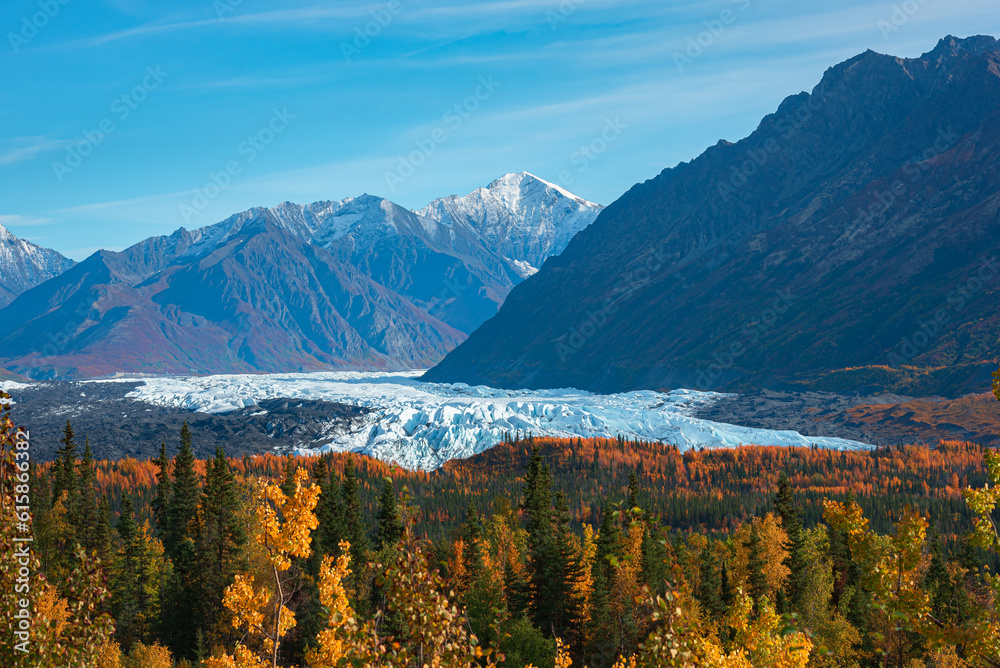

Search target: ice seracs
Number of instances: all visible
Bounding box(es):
[124,371,873,471]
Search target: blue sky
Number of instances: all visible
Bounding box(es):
[1,0,996,260]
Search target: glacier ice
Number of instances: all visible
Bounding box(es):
[120,371,872,471]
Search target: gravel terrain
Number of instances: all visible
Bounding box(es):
[2,381,368,461]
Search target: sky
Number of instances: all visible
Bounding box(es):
[0,0,997,260]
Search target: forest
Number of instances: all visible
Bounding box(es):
[2,380,1000,667]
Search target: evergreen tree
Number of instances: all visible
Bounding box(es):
[587,502,624,664]
[52,420,78,506]
[152,439,171,539]
[165,423,199,558]
[113,494,151,651]
[925,534,970,627]
[73,439,98,552]
[627,472,640,511]
[314,472,343,558]
[280,456,297,498]
[721,562,734,609]
[163,531,201,659]
[161,423,203,659]
[696,543,725,621]
[312,456,329,485]
[522,447,556,633]
[745,523,768,613]
[773,472,807,610]
[94,495,115,566]
[458,503,504,644]
[373,479,404,551]
[198,447,246,645]
[460,503,485,578]
[640,525,670,595]
[547,492,586,648]
[339,457,369,570]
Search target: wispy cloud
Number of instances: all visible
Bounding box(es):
[0,137,69,166]
[0,214,52,227]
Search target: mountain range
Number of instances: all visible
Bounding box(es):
[0,173,601,379]
[426,35,1000,398]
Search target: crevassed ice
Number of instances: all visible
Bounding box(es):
[118,371,872,471]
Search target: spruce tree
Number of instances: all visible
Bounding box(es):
[165,422,199,558]
[152,439,172,539]
[312,456,329,485]
[640,526,670,595]
[94,496,115,566]
[280,456,297,498]
[52,420,77,506]
[924,534,970,626]
[315,472,343,558]
[74,440,98,552]
[161,423,203,659]
[745,523,768,612]
[113,494,151,651]
[374,479,405,551]
[199,447,245,644]
[522,448,556,634]
[696,543,725,621]
[721,562,734,609]
[459,503,485,577]
[587,502,624,663]
[339,457,369,568]
[773,472,807,611]
[547,492,586,648]
[627,472,640,512]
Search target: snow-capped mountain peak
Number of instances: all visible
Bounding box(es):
[417,172,604,277]
[0,222,76,308]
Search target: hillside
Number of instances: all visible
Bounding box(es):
[425,36,1000,398]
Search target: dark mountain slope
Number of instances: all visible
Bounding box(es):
[425,36,1000,397]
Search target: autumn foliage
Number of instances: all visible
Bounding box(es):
[3,379,1000,666]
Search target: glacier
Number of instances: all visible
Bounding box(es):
[120,371,872,471]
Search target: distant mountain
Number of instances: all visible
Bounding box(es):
[0,213,463,378]
[418,172,603,278]
[0,174,600,379]
[425,35,1000,398]
[0,223,75,308]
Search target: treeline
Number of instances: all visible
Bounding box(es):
[3,391,1000,667]
[45,430,990,551]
